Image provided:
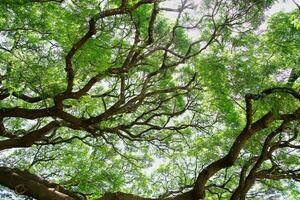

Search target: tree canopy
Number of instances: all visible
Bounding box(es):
[0,0,299,200]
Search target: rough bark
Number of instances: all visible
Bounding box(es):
[0,167,85,200]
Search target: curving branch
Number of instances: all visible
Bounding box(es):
[192,88,300,199]
[0,167,85,200]
[0,121,61,151]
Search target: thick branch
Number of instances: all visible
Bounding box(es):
[0,121,60,151]
[0,167,84,200]
[193,88,300,198]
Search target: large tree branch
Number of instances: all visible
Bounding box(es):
[0,121,60,151]
[230,120,289,200]
[192,87,300,198]
[0,167,85,200]
[0,166,197,200]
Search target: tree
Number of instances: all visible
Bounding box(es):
[0,0,299,199]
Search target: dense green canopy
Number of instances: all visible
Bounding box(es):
[0,0,299,200]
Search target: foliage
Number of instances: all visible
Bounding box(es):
[0,1,299,200]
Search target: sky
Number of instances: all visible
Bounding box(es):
[266,0,298,16]
[160,0,299,40]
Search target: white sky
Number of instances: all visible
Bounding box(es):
[266,0,298,16]
[161,0,299,40]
